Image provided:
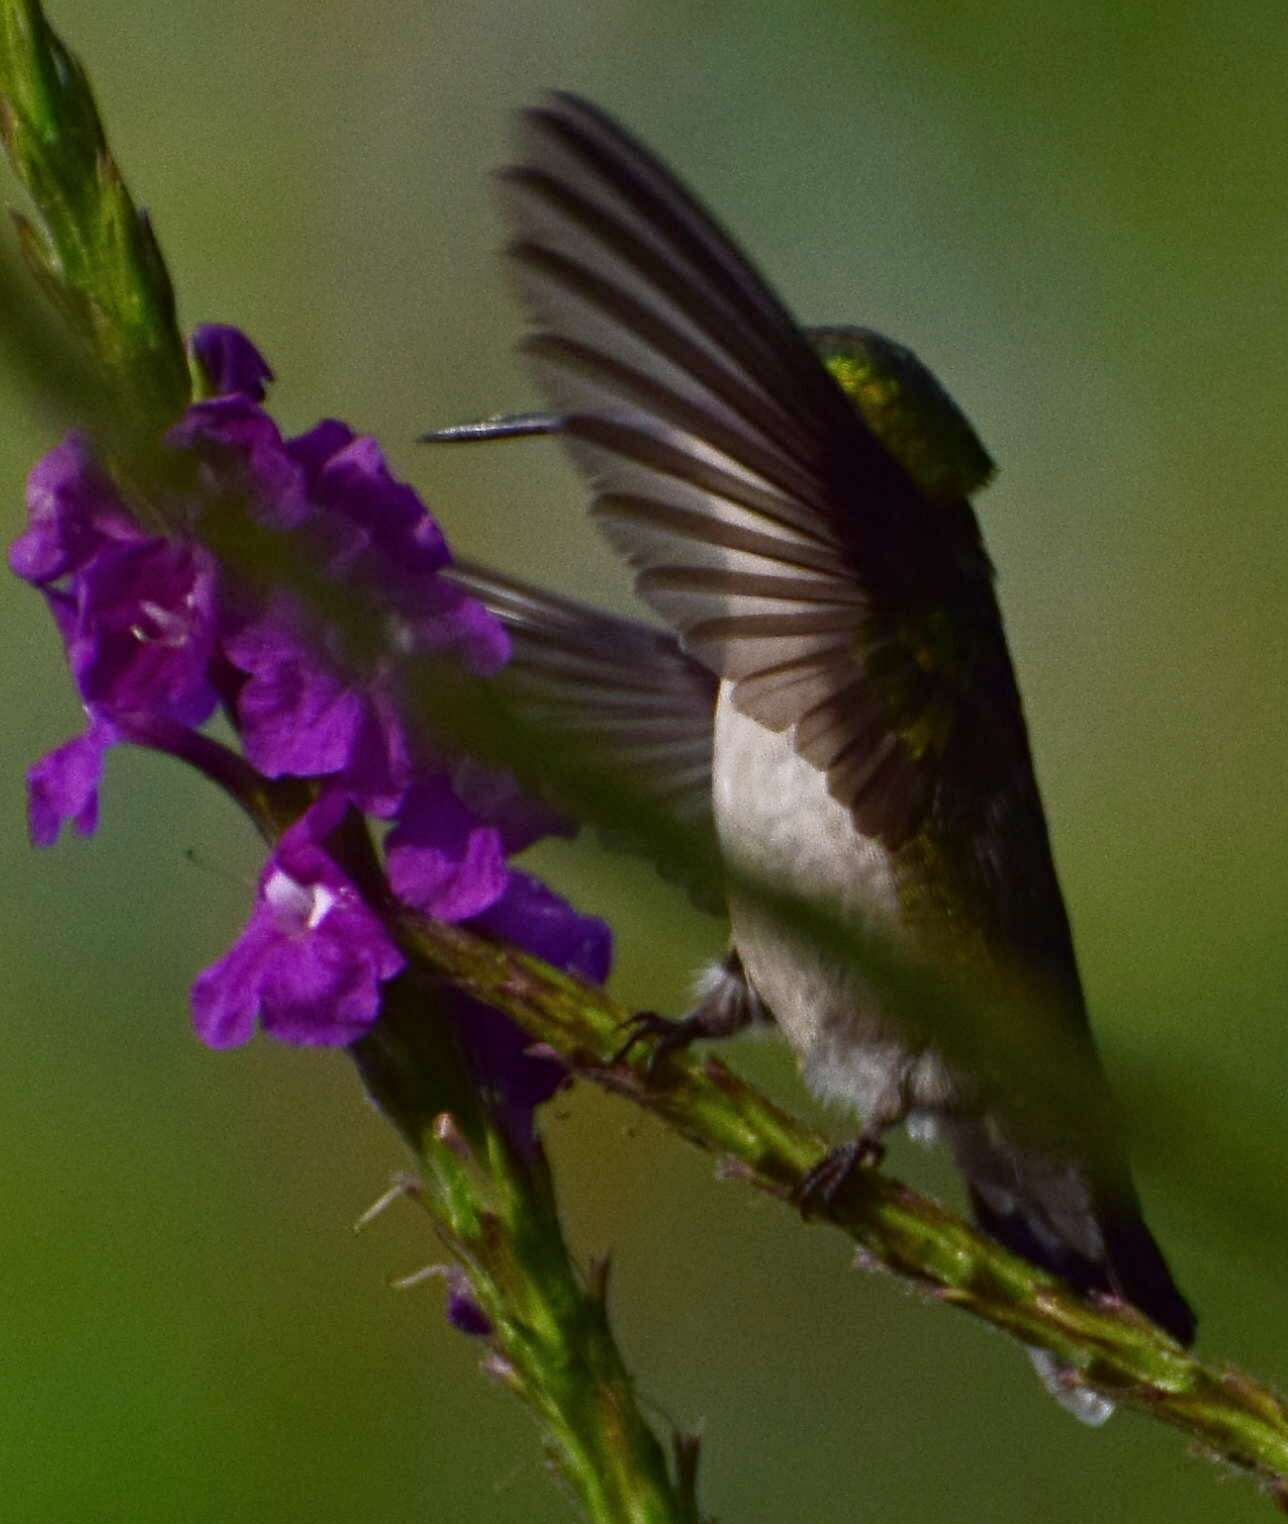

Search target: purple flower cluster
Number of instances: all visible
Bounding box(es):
[11,324,609,1127]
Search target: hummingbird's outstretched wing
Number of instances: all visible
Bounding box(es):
[443,558,724,911]
[497,92,997,848]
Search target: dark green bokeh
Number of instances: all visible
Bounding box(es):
[1,3,1286,1520]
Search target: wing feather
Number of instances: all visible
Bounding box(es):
[444,559,723,909]
[501,92,991,845]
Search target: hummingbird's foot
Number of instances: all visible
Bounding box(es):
[796,1134,886,1216]
[611,950,767,1076]
[612,1009,707,1075]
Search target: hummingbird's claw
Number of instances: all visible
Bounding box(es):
[796,1134,886,1216]
[611,1009,705,1076]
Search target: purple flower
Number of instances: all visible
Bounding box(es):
[190,793,406,1048]
[385,775,509,921]
[284,420,509,676]
[10,434,140,587]
[14,432,222,731]
[381,772,610,1141]
[12,323,612,1099]
[448,873,612,1140]
[291,423,449,580]
[445,1272,493,1338]
[190,324,274,402]
[384,772,610,1136]
[222,598,415,814]
[26,715,118,846]
[168,396,306,529]
[67,537,220,726]
[14,436,220,841]
[450,757,572,855]
[383,776,610,1140]
[175,400,507,810]
[474,871,612,986]
[448,990,567,1136]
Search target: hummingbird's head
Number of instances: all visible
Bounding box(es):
[808,326,994,505]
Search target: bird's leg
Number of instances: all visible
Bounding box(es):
[613,949,769,1074]
[796,1088,906,1215]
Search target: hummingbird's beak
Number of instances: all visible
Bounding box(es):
[418,411,563,444]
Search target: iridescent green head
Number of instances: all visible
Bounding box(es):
[808,326,994,504]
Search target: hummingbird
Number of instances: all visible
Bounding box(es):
[426,92,1196,1419]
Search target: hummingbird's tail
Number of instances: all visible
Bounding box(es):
[954,1128,1196,1422]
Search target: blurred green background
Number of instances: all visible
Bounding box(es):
[2,2,1286,1520]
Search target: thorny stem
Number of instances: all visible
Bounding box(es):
[351,976,700,1524]
[396,910,1288,1517]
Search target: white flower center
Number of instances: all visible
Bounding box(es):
[264,868,338,932]
[131,597,194,648]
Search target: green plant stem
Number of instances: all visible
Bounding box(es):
[352,975,700,1524]
[0,0,188,428]
[395,909,1288,1516]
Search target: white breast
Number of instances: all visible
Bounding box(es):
[712,684,952,1121]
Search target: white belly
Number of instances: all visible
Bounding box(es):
[712,684,955,1123]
